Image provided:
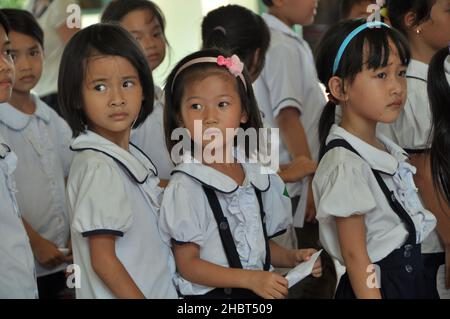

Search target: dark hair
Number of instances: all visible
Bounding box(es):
[428,47,450,205]
[101,0,167,42]
[0,10,11,34]
[262,0,274,7]
[164,48,263,154]
[1,9,44,48]
[58,23,154,137]
[201,5,270,80]
[387,0,436,35]
[340,0,373,20]
[315,19,410,157]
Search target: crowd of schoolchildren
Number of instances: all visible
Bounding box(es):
[0,0,449,299]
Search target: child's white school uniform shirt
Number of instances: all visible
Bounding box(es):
[253,13,327,226]
[313,124,436,265]
[0,136,38,298]
[67,131,178,299]
[377,60,444,256]
[131,86,173,180]
[0,94,73,277]
[159,156,292,296]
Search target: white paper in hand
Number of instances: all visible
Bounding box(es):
[285,249,323,288]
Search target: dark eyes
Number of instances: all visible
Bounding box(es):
[94,84,106,92]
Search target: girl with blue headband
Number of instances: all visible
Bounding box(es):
[312,18,438,298]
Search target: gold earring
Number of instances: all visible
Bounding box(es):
[416,29,421,35]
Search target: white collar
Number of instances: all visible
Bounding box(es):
[70,130,158,184]
[171,155,270,194]
[0,93,50,131]
[407,59,429,82]
[327,124,408,175]
[262,13,300,40]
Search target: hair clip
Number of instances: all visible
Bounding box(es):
[217,55,244,78]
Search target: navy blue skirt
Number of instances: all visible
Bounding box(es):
[335,244,439,299]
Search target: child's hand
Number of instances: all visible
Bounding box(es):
[247,270,289,299]
[33,236,66,268]
[289,248,322,277]
[279,156,317,183]
[65,238,73,263]
[304,178,317,223]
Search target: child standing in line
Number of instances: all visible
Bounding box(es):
[101,0,173,185]
[201,4,317,184]
[377,0,450,298]
[59,23,177,299]
[314,19,437,298]
[0,9,38,299]
[254,0,326,229]
[159,49,322,299]
[0,9,73,299]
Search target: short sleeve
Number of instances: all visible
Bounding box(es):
[159,181,206,247]
[313,163,377,220]
[262,174,292,238]
[70,158,133,237]
[263,42,304,118]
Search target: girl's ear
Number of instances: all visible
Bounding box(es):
[250,49,261,74]
[240,109,248,124]
[328,76,347,102]
[177,115,184,127]
[404,11,417,30]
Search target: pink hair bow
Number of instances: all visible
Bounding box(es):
[217,54,244,77]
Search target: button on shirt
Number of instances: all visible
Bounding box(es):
[313,125,436,265]
[131,86,174,180]
[0,136,38,298]
[0,94,73,277]
[68,131,178,299]
[159,156,292,296]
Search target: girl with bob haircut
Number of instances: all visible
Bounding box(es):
[59,23,177,299]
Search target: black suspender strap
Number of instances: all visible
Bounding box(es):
[202,186,243,269]
[371,171,417,244]
[254,189,271,271]
[322,139,417,244]
[202,186,272,271]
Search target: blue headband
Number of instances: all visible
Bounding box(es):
[332,21,391,75]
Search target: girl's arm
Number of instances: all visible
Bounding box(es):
[172,242,288,299]
[22,218,66,268]
[89,234,145,299]
[336,214,382,299]
[269,240,322,277]
[277,156,317,183]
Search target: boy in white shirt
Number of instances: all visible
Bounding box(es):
[254,0,331,297]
